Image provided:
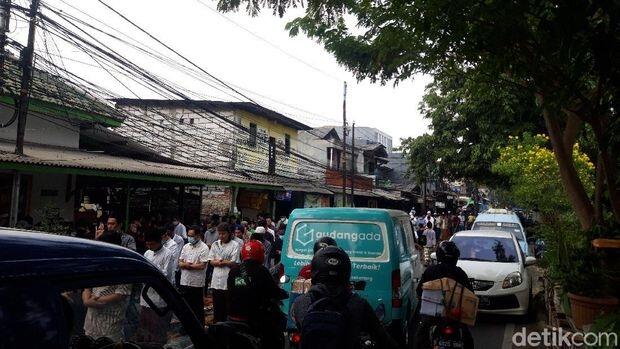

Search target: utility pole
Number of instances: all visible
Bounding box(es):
[350,121,355,207]
[0,0,11,88]
[14,0,39,155]
[9,0,39,227]
[341,81,347,207]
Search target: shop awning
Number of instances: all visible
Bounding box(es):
[0,141,278,189]
[283,185,333,195]
[373,188,406,201]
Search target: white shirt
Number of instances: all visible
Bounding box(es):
[179,240,210,287]
[174,223,187,239]
[207,239,241,290]
[141,246,176,307]
[164,238,182,271]
[423,228,437,248]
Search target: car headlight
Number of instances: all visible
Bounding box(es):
[502,271,523,288]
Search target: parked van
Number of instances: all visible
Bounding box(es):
[472,209,529,255]
[279,208,424,344]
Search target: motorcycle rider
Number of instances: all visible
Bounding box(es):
[414,240,474,349]
[226,240,288,349]
[298,236,338,279]
[291,246,399,349]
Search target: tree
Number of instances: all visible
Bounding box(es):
[218,0,620,230]
[401,69,545,187]
[493,133,595,216]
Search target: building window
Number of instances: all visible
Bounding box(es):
[327,148,341,170]
[368,161,376,175]
[179,118,184,124]
[285,134,291,155]
[189,118,195,125]
[268,137,276,174]
[249,123,257,147]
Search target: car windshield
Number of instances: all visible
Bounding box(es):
[472,221,525,240]
[290,221,387,260]
[452,236,519,263]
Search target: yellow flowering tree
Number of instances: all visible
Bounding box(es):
[493,133,595,216]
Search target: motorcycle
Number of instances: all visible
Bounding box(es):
[428,320,467,349]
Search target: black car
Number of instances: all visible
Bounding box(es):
[0,228,211,349]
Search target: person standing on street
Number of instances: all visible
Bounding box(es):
[162,225,183,286]
[172,216,187,241]
[82,232,131,341]
[134,229,176,343]
[97,215,136,251]
[208,222,241,323]
[179,226,210,327]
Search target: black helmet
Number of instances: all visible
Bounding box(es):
[313,236,337,254]
[311,246,351,285]
[437,240,460,265]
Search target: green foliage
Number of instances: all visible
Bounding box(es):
[35,203,68,235]
[492,133,595,214]
[400,69,545,186]
[588,311,620,349]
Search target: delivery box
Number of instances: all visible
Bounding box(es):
[420,277,478,326]
[291,277,312,294]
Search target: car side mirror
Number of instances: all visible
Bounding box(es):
[430,252,437,260]
[418,235,427,247]
[279,275,290,284]
[525,256,537,266]
[141,285,169,317]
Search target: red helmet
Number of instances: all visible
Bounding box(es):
[241,240,265,264]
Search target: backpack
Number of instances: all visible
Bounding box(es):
[300,294,350,349]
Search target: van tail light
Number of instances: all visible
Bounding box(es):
[392,269,402,308]
[290,332,301,345]
[279,264,285,279]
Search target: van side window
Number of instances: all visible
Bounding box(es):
[401,218,417,254]
[393,219,407,258]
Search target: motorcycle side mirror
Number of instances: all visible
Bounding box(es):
[279,275,290,284]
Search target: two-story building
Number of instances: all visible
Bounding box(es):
[298,126,403,207]
[113,99,324,218]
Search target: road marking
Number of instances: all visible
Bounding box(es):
[501,323,515,349]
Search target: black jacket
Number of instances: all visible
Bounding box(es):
[227,260,288,323]
[292,284,399,349]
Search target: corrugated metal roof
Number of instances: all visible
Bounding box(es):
[373,188,406,201]
[283,185,333,195]
[0,141,274,187]
[1,55,124,126]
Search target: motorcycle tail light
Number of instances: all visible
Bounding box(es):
[290,332,301,345]
[442,326,455,335]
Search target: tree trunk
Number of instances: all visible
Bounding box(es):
[594,153,604,226]
[590,117,620,224]
[540,103,594,230]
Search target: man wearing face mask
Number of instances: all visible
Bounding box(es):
[134,229,176,343]
[179,226,210,327]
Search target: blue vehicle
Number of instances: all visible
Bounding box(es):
[472,209,530,256]
[279,208,424,345]
[0,228,211,349]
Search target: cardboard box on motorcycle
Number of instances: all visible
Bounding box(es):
[420,277,479,326]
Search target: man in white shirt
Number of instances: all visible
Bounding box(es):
[208,222,241,323]
[179,226,210,327]
[163,225,183,286]
[134,229,176,343]
[173,216,187,240]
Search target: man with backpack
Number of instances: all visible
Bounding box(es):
[291,246,399,349]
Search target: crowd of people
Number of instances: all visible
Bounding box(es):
[80,211,289,346]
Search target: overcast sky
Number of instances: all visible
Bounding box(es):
[17,0,431,147]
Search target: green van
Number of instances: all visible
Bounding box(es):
[280,208,424,344]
